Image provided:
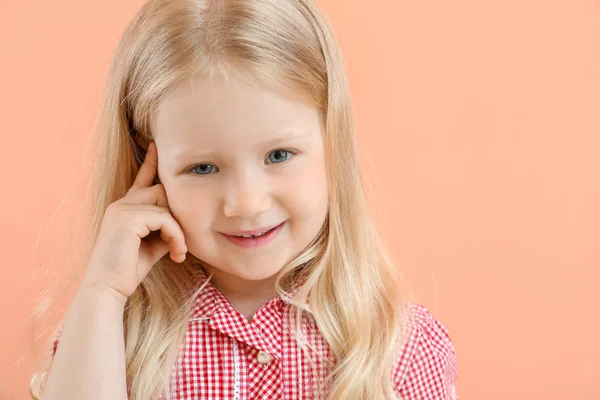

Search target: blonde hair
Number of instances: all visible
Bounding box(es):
[30,0,413,398]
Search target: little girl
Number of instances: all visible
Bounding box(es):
[31,0,458,399]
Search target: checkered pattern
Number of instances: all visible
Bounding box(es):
[51,274,458,399]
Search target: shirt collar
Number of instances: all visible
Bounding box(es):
[187,268,310,355]
[189,268,308,319]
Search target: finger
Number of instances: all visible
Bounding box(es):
[125,183,166,206]
[131,141,158,189]
[154,184,169,208]
[143,232,169,260]
[144,211,187,260]
[138,234,169,278]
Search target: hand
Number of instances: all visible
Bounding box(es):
[82,141,187,299]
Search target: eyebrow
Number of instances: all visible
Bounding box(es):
[167,130,312,161]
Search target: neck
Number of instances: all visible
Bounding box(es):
[201,264,280,321]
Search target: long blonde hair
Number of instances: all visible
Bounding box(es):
[30,0,412,398]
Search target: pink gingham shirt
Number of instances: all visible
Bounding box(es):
[52,274,458,399]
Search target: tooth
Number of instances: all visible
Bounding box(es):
[235,228,271,238]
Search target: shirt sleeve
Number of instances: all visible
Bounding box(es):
[392,304,459,400]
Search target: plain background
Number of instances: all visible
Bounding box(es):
[1,0,599,399]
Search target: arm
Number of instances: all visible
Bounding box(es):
[42,279,129,400]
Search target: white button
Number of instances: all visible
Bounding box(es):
[257,351,274,364]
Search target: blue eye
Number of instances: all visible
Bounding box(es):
[190,164,216,175]
[267,149,293,164]
[187,149,295,175]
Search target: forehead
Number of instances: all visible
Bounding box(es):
[151,77,323,153]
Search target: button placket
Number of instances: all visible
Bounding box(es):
[232,340,241,400]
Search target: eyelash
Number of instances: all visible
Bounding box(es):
[185,149,297,176]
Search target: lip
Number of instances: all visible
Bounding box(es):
[220,221,286,249]
[223,222,284,236]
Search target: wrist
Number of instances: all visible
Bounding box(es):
[78,277,129,308]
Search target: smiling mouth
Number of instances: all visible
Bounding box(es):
[220,221,286,248]
[230,228,273,238]
[223,221,285,237]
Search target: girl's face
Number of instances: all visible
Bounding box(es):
[151,76,329,283]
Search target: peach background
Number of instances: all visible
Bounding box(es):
[1,0,599,399]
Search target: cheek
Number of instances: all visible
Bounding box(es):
[284,160,329,220]
[164,186,215,230]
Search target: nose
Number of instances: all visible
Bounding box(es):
[223,171,271,219]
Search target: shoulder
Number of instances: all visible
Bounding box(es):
[392,303,459,400]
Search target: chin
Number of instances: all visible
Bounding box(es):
[191,252,289,282]
[231,265,283,282]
